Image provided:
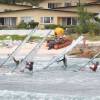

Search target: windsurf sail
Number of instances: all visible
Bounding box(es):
[43,36,84,70]
[81,51,100,68]
[11,30,52,72]
[0,27,37,67]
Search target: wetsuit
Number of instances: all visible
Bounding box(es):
[57,55,67,69]
[13,57,20,66]
[25,61,34,71]
[89,62,99,72]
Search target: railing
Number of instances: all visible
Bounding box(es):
[0,25,16,30]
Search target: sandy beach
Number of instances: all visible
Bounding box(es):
[0,40,100,56]
[0,42,66,59]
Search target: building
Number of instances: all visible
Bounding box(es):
[54,3,100,13]
[0,0,99,29]
[0,8,78,28]
[0,3,32,12]
[38,0,97,9]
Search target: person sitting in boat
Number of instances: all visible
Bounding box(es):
[57,55,67,69]
[47,27,64,50]
[89,61,99,72]
[47,39,56,50]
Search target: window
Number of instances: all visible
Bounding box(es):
[41,17,54,24]
[62,17,77,26]
[4,17,16,26]
[48,3,54,8]
[67,17,71,25]
[72,17,77,25]
[62,18,67,26]
[48,3,61,8]
[72,2,78,6]
[21,16,34,23]
[65,3,71,7]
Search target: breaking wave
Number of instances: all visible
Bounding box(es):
[0,90,100,100]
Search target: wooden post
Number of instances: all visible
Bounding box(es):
[83,34,88,48]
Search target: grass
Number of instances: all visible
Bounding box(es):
[70,34,100,41]
[0,34,99,41]
[0,35,43,41]
[87,35,100,41]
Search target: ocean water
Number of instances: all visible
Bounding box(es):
[0,58,100,100]
[0,90,100,100]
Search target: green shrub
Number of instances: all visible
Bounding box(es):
[76,4,94,34]
[28,21,39,29]
[64,25,76,34]
[45,24,58,29]
[87,22,100,36]
[44,24,64,29]
[94,23,100,35]
[17,21,39,29]
[17,21,28,29]
[66,27,76,34]
[75,25,88,34]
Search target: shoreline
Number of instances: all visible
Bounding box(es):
[0,40,100,58]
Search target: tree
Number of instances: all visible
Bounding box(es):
[76,4,92,34]
[76,4,100,36]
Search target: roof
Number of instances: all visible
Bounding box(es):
[53,2,100,9]
[0,7,97,16]
[0,3,32,7]
[0,8,78,14]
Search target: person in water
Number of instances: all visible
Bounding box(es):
[20,61,34,73]
[79,61,99,72]
[12,57,22,66]
[13,57,20,66]
[57,55,67,69]
[89,61,99,72]
[25,61,34,72]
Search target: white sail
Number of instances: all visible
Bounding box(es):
[82,51,100,68]
[43,36,84,69]
[0,27,38,67]
[11,30,52,72]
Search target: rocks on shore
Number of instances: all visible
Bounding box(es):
[69,45,100,58]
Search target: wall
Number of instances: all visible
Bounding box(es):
[0,9,77,25]
[55,4,100,13]
[39,0,96,8]
[0,4,32,12]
